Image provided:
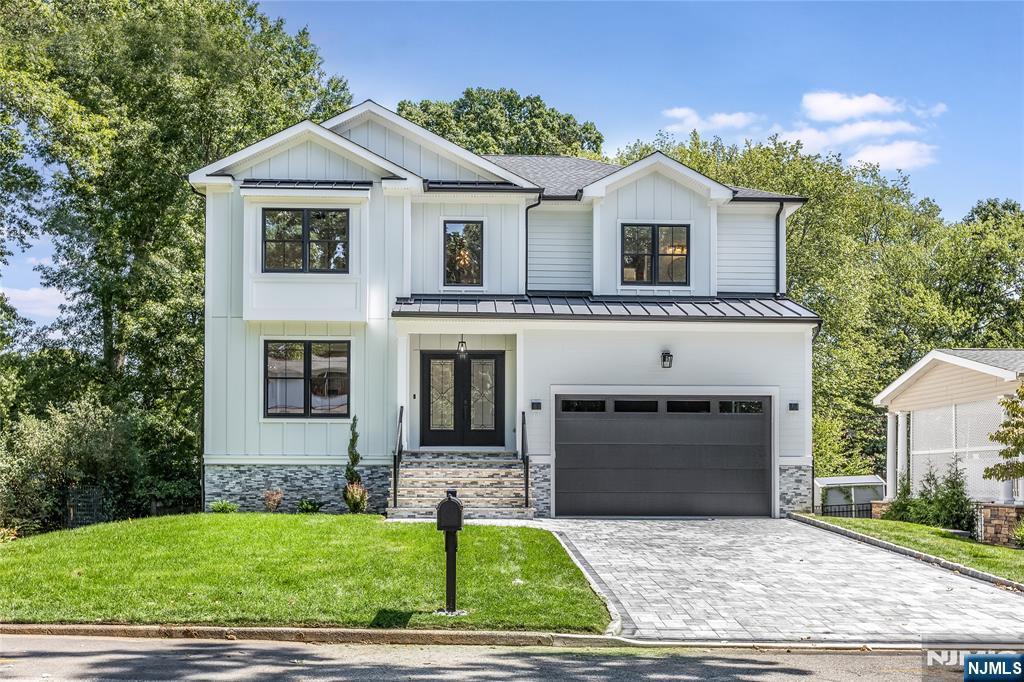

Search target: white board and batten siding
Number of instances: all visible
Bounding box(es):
[335,118,498,182]
[410,201,524,294]
[528,208,592,291]
[717,205,778,294]
[593,171,714,296]
[205,135,404,466]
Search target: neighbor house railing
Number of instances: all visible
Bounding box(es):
[392,406,404,509]
[820,502,872,518]
[521,411,529,508]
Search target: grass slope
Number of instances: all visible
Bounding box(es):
[814,516,1024,583]
[0,514,609,632]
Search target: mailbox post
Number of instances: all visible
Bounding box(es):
[435,489,464,614]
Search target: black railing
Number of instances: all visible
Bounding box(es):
[820,502,872,518]
[521,411,529,508]
[392,406,404,509]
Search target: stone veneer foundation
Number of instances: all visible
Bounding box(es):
[529,461,552,518]
[980,504,1024,547]
[204,464,391,514]
[779,464,812,514]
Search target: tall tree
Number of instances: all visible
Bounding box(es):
[0,0,352,508]
[398,87,603,156]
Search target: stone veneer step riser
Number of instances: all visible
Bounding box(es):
[387,507,535,520]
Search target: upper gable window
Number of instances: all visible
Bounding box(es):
[443,220,483,287]
[621,223,689,286]
[263,208,349,273]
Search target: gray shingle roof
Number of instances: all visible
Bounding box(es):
[393,294,820,323]
[938,349,1024,374]
[482,155,805,202]
[481,155,621,197]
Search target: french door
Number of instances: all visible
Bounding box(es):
[420,351,505,447]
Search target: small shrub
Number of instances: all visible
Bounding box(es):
[343,482,369,514]
[296,498,323,514]
[934,456,976,533]
[345,416,362,486]
[882,472,914,522]
[0,527,17,543]
[262,489,283,512]
[1013,520,1024,549]
[909,466,941,526]
[210,500,239,513]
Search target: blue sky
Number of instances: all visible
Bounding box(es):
[4,1,1022,323]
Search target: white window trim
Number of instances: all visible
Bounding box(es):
[439,215,489,292]
[258,334,357,424]
[615,218,694,294]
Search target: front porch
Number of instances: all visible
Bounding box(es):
[390,331,538,519]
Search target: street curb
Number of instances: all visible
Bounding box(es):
[3,623,1018,651]
[788,513,1024,593]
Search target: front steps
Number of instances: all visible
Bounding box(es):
[387,450,534,520]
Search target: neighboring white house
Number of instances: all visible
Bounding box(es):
[189,100,819,518]
[874,349,1024,505]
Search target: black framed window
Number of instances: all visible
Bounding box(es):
[262,208,349,273]
[265,340,350,418]
[719,400,763,414]
[444,220,483,286]
[621,223,689,286]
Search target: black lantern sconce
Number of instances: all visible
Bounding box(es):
[456,334,468,359]
[661,351,673,369]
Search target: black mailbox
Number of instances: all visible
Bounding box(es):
[436,489,464,531]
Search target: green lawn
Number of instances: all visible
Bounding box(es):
[0,514,609,632]
[810,515,1024,583]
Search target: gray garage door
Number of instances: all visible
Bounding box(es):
[555,395,772,516]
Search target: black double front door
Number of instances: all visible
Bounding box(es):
[420,351,504,447]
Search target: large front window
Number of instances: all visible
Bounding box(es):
[265,340,350,418]
[443,220,483,286]
[621,223,689,286]
[263,208,349,273]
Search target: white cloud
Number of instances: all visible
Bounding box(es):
[25,255,52,267]
[912,102,948,118]
[1,286,66,319]
[850,140,938,170]
[801,91,903,122]
[662,106,760,133]
[779,119,921,154]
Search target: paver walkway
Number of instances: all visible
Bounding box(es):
[542,518,1024,643]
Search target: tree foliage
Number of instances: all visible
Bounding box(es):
[986,383,1024,482]
[398,87,604,156]
[0,0,351,525]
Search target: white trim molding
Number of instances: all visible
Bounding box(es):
[581,152,734,202]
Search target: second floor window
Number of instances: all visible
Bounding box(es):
[444,220,483,286]
[263,208,349,273]
[621,223,689,286]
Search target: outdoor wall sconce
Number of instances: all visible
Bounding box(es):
[456,335,468,359]
[661,351,673,369]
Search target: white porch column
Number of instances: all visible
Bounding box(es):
[885,412,898,500]
[396,331,410,448]
[1015,477,1024,505]
[896,411,909,490]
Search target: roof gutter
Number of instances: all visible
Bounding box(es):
[775,201,784,296]
[524,193,544,293]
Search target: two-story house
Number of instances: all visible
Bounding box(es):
[189,100,819,519]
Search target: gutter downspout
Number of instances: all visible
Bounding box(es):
[775,201,784,297]
[524,192,543,294]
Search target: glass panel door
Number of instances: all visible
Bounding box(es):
[469,359,496,431]
[429,358,456,431]
[420,351,504,447]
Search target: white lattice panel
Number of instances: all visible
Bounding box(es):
[955,398,1003,450]
[964,451,1004,501]
[911,406,954,453]
[911,450,955,494]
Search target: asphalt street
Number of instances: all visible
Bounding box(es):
[0,635,960,681]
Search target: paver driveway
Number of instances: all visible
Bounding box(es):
[541,518,1024,643]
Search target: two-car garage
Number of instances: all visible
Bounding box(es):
[554,394,772,516]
